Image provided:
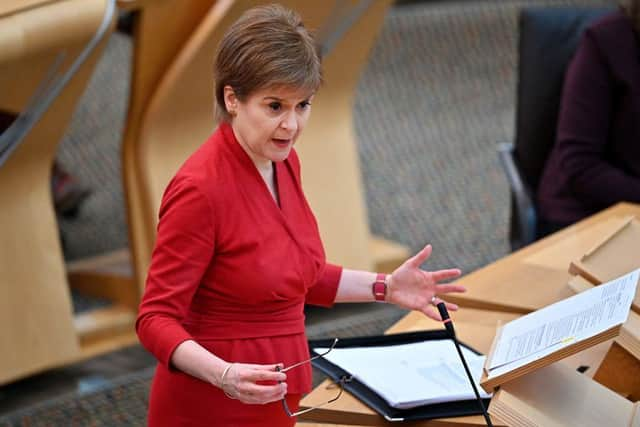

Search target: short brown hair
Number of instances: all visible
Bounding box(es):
[214,4,322,121]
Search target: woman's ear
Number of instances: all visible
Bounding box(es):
[223,85,238,116]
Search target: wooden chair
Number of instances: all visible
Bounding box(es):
[0,0,118,384]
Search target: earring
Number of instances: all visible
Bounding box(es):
[228,109,237,117]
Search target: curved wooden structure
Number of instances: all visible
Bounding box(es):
[0,0,116,384]
[0,0,408,385]
[121,0,408,293]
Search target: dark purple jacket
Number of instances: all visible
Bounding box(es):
[537,10,640,225]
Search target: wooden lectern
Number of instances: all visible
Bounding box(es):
[565,220,640,402]
[489,362,640,427]
[487,228,640,426]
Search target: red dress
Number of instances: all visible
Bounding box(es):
[136,123,342,426]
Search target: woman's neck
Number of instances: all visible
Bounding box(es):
[228,121,279,203]
[259,162,279,204]
[229,122,272,173]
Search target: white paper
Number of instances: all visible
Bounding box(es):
[487,269,639,379]
[314,340,491,409]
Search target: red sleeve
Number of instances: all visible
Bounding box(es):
[305,263,342,307]
[135,176,215,368]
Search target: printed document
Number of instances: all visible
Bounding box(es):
[486,268,639,379]
[314,339,491,409]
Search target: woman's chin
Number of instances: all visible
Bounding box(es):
[269,146,293,162]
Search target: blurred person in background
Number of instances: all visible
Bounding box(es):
[537,0,640,235]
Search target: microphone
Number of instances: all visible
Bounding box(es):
[437,302,493,427]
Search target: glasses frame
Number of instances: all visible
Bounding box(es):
[277,338,352,417]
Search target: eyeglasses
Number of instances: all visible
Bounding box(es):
[276,338,352,417]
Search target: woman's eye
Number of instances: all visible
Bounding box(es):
[268,102,281,111]
[298,101,311,110]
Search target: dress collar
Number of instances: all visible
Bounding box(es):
[219,121,259,171]
[218,121,284,210]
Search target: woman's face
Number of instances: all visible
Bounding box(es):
[225,85,314,168]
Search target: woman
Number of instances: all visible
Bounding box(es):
[136,5,465,426]
[537,0,640,235]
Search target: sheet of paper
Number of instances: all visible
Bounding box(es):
[487,269,639,377]
[314,340,491,409]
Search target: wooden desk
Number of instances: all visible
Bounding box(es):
[446,202,640,314]
[297,203,640,426]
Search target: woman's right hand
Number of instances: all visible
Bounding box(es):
[219,362,287,404]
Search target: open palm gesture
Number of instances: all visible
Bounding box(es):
[388,244,465,321]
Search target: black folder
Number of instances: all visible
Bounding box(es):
[308,330,491,422]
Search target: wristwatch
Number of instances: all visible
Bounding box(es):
[372,273,388,302]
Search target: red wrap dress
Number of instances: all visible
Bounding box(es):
[136,122,342,426]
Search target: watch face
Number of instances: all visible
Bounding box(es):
[373,281,386,301]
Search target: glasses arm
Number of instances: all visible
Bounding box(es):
[282,375,351,418]
[279,338,339,373]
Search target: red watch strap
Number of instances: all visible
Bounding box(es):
[372,273,387,302]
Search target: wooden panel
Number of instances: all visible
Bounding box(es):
[121,0,219,291]
[0,0,113,384]
[370,236,410,274]
[490,363,635,427]
[568,217,640,314]
[74,305,136,345]
[67,249,137,310]
[568,274,640,396]
[571,216,640,284]
[76,331,139,361]
[447,203,640,314]
[294,0,393,271]
[594,342,640,401]
[0,0,57,18]
[116,0,155,11]
[568,274,640,361]
[0,0,104,63]
[386,308,520,353]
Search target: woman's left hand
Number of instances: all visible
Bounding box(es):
[387,244,465,321]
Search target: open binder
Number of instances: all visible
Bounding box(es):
[308,330,491,422]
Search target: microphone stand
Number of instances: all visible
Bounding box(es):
[436,302,493,427]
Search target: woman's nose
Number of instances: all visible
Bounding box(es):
[280,111,297,131]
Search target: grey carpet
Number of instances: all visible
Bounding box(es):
[2,0,616,424]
